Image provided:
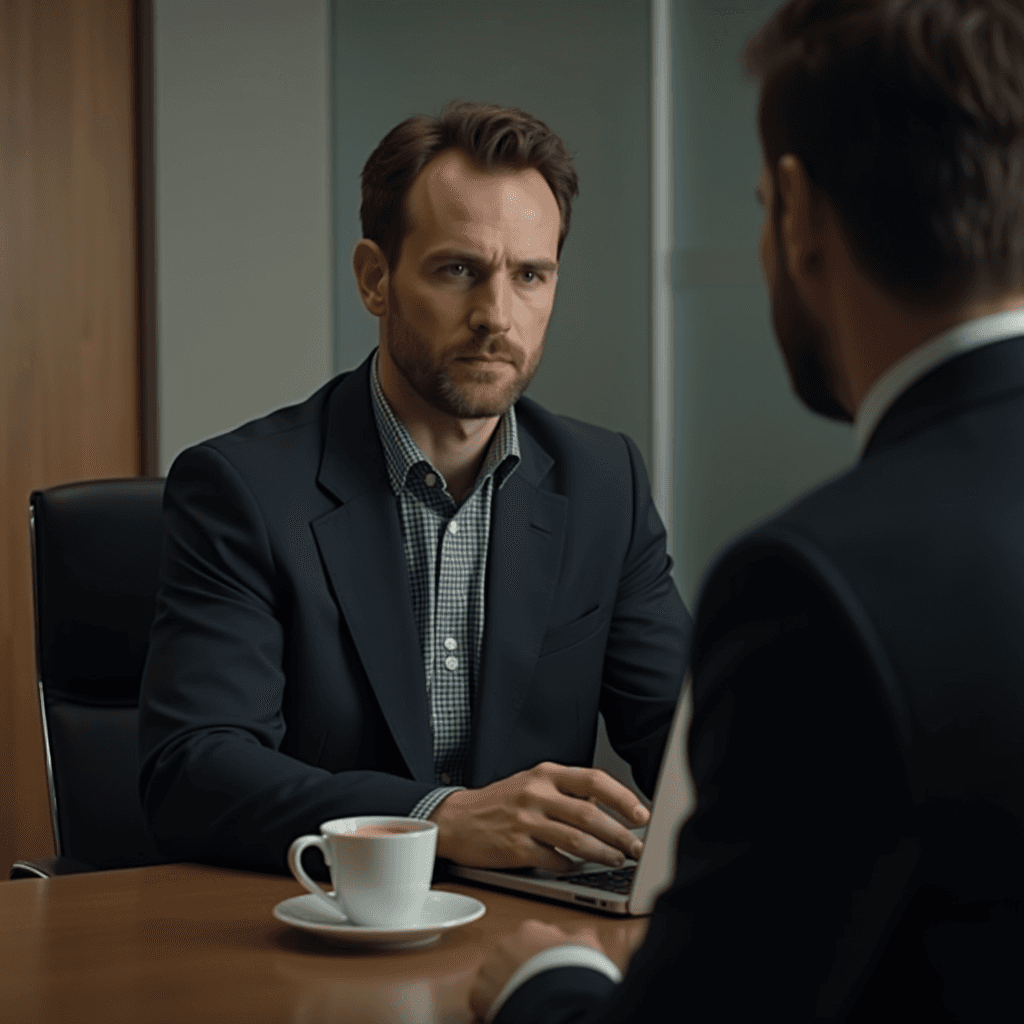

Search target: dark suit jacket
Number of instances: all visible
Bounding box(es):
[498,336,1024,1022]
[138,351,691,875]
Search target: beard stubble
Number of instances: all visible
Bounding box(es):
[384,281,543,419]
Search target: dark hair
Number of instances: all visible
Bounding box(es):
[360,101,579,274]
[743,0,1024,308]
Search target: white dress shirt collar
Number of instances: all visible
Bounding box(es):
[854,307,1024,454]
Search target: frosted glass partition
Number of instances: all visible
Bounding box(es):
[669,1,857,604]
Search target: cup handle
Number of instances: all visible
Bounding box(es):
[287,834,344,918]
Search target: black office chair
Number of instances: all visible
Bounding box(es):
[10,478,173,879]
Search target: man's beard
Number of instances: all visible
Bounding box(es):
[384,282,543,419]
[770,219,853,423]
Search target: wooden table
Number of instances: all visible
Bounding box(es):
[0,864,649,1023]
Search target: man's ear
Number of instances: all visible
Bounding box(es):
[776,154,829,315]
[353,239,389,317]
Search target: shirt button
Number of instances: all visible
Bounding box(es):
[440,773,451,785]
[444,655,458,671]
[448,520,459,534]
[444,637,458,651]
[424,472,437,487]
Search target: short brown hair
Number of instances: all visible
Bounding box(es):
[359,101,580,274]
[743,0,1024,308]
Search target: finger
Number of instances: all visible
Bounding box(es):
[521,838,576,873]
[511,919,574,947]
[535,815,641,867]
[566,924,603,949]
[538,787,646,862]
[548,765,650,826]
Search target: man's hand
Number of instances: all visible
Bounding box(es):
[469,918,646,1021]
[429,761,649,871]
[469,919,607,1022]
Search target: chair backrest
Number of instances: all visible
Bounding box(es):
[30,478,170,870]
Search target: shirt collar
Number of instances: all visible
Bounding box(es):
[855,307,1024,454]
[369,348,521,497]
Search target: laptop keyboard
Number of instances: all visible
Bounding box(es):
[564,864,636,894]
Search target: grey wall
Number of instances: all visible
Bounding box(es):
[331,0,653,469]
[155,0,333,474]
[670,0,858,603]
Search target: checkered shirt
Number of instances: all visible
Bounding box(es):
[368,349,521,821]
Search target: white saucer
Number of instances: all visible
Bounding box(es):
[273,890,486,949]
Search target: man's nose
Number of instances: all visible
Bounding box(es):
[469,273,512,335]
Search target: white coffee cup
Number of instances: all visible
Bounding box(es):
[287,816,438,928]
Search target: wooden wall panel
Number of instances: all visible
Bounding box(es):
[0,0,140,875]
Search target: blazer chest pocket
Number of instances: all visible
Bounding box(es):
[538,605,606,658]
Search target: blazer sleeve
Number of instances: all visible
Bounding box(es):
[598,433,693,799]
[495,540,914,1023]
[137,444,437,875]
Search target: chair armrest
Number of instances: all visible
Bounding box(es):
[9,855,97,879]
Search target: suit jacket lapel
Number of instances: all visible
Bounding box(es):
[310,355,434,783]
[471,430,567,785]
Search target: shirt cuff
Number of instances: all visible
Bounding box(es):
[407,785,467,822]
[484,945,622,1024]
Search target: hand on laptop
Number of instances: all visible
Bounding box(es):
[428,761,649,871]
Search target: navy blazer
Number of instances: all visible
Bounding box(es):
[499,335,1024,1022]
[138,351,692,875]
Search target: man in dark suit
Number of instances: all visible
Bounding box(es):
[138,102,690,877]
[470,1,1024,1020]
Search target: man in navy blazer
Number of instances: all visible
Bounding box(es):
[138,102,690,877]
[470,1,1024,1020]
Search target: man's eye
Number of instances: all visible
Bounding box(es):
[444,264,471,278]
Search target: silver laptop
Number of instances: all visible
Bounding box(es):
[449,673,695,915]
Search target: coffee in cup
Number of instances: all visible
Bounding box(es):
[288,816,437,928]
[343,825,408,837]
